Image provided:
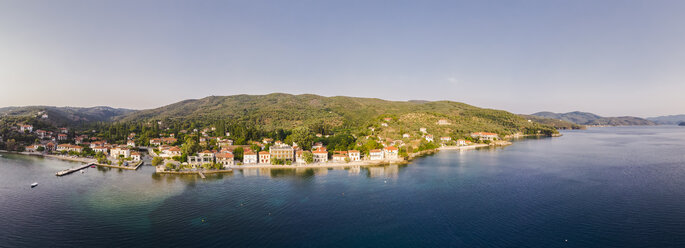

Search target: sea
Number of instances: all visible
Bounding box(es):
[2,126,685,247]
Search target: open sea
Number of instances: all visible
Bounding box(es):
[2,126,685,247]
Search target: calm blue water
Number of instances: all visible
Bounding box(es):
[2,126,685,247]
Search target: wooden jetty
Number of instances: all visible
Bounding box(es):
[56,162,94,176]
[198,171,206,179]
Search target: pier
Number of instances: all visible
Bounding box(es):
[198,171,206,179]
[56,163,94,176]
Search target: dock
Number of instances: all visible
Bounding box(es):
[56,162,94,176]
[198,171,206,179]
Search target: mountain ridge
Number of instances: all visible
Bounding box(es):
[532,111,655,126]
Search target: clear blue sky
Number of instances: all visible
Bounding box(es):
[1,0,684,117]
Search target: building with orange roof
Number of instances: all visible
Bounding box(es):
[258,151,271,164]
[471,132,499,141]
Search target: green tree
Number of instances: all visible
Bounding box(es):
[233,147,244,161]
[182,137,200,156]
[152,157,164,166]
[285,127,314,150]
[302,151,313,164]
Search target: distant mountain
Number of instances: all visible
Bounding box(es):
[647,115,685,125]
[0,106,135,126]
[531,111,656,126]
[519,114,585,130]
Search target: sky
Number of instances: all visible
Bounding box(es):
[1,0,684,117]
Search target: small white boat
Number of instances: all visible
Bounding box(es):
[31,182,38,188]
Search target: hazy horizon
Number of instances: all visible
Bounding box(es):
[2,0,684,117]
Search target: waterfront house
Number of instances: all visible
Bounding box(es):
[440,136,451,142]
[56,144,69,152]
[130,152,141,161]
[25,144,43,152]
[198,150,215,163]
[270,144,294,161]
[383,146,399,160]
[110,147,131,158]
[259,151,271,164]
[425,135,434,142]
[312,148,328,163]
[456,139,467,146]
[332,154,347,162]
[57,144,83,153]
[295,150,304,164]
[216,153,234,167]
[369,149,384,160]
[243,150,258,164]
[348,150,361,161]
[45,142,55,151]
[471,132,499,141]
[93,146,109,154]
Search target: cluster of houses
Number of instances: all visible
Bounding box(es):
[22,125,143,162]
[149,137,403,169]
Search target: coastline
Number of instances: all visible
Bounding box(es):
[0,150,96,164]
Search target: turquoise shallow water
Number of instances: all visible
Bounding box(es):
[2,126,685,247]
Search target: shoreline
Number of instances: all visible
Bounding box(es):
[3,140,522,173]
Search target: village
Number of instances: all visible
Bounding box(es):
[11,118,503,174]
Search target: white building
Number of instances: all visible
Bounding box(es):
[216,153,234,168]
[348,150,361,162]
[425,135,434,142]
[20,124,33,133]
[130,152,141,161]
[369,149,384,160]
[471,132,499,141]
[383,146,399,160]
[243,151,258,164]
[110,147,131,158]
[332,154,347,162]
[312,148,328,163]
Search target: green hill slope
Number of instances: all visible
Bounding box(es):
[118,93,559,138]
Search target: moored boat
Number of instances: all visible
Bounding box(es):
[31,182,38,188]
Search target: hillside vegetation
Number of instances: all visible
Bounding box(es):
[118,93,559,138]
[519,115,585,130]
[0,106,133,127]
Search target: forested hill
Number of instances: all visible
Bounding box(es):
[0,106,134,126]
[116,93,558,137]
[532,111,656,126]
